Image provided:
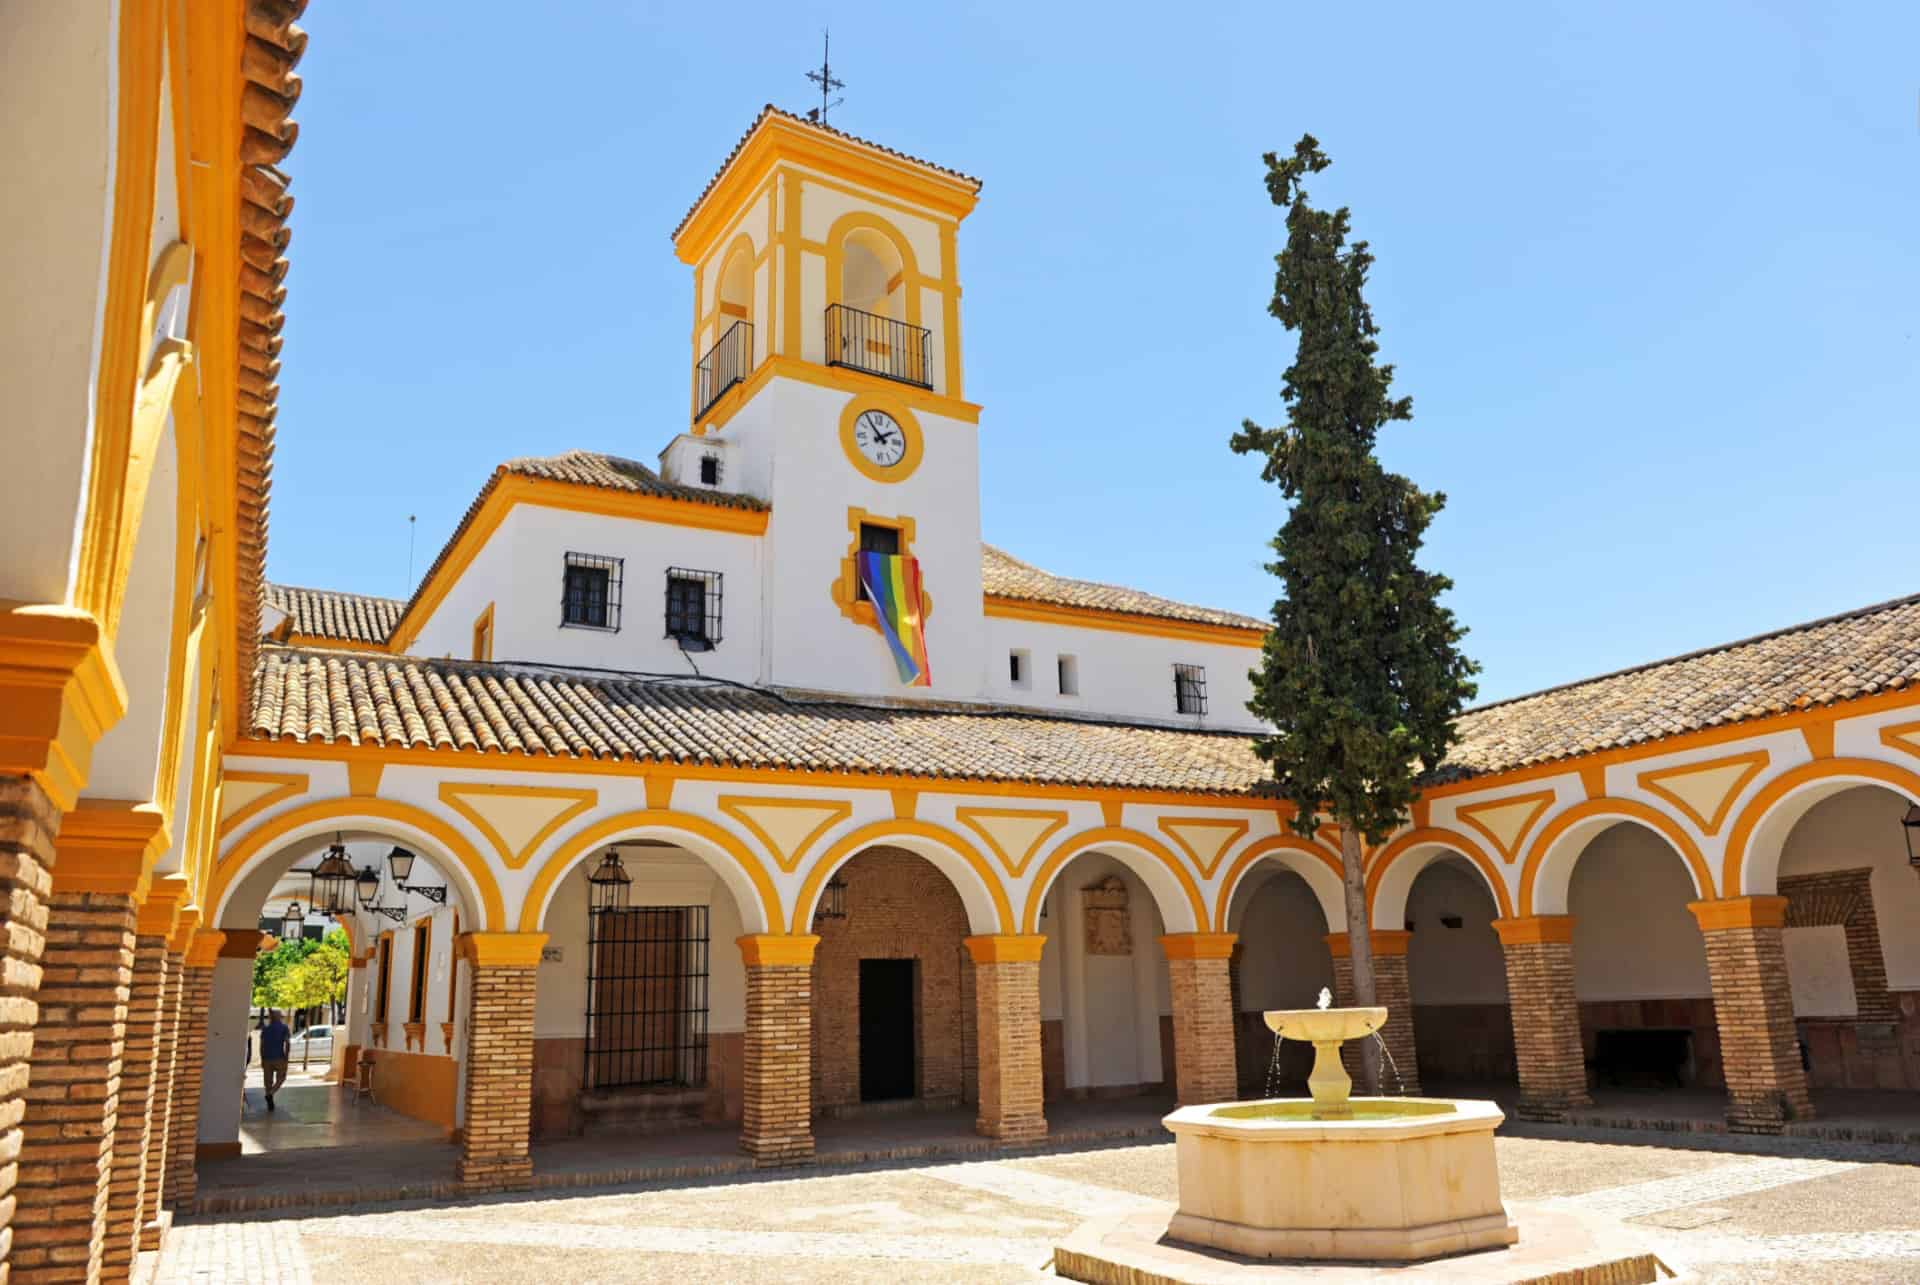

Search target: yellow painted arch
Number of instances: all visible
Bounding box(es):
[519,808,782,935]
[790,819,1013,935]
[1366,826,1514,922]
[1722,756,1920,896]
[1212,834,1343,931]
[1518,798,1712,915]
[824,210,924,328]
[214,797,506,931]
[1020,825,1207,935]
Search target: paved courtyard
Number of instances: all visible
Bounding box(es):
[151,1123,1920,1283]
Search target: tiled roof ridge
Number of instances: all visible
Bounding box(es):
[1465,589,1920,718]
[267,581,404,609]
[672,104,983,243]
[980,543,1268,632]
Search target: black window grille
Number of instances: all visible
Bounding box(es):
[562,552,622,630]
[855,522,900,602]
[407,922,429,1022]
[698,454,721,486]
[1174,663,1208,715]
[585,905,710,1091]
[665,568,723,650]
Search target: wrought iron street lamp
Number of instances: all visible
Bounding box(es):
[355,865,381,907]
[588,849,632,912]
[1902,802,1920,870]
[311,834,357,915]
[385,845,448,904]
[281,901,304,941]
[814,873,848,923]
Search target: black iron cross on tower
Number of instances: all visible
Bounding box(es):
[805,29,844,123]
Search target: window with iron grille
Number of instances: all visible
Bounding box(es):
[664,568,723,650]
[561,552,622,630]
[585,905,711,1090]
[1174,663,1207,715]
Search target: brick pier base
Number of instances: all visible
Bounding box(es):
[140,945,184,1249]
[100,933,167,1279]
[164,935,223,1210]
[0,778,60,1283]
[14,884,138,1283]
[965,935,1047,1142]
[1691,897,1813,1133]
[456,933,545,1193]
[1327,930,1420,1095]
[1160,933,1239,1107]
[738,934,817,1166]
[1494,916,1590,1122]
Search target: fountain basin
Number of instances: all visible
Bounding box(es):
[1163,1097,1517,1262]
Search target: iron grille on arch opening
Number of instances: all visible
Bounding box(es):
[584,905,710,1090]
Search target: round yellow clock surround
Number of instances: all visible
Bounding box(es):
[838,396,924,482]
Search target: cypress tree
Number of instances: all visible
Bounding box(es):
[1232,135,1479,1091]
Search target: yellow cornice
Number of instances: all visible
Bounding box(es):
[736,932,820,967]
[458,931,549,969]
[696,355,982,433]
[1157,932,1238,961]
[982,596,1266,648]
[1491,915,1575,947]
[1689,896,1788,933]
[962,933,1047,965]
[138,876,190,939]
[388,473,769,652]
[0,602,129,811]
[185,928,229,968]
[52,799,167,899]
[676,120,978,264]
[168,906,202,955]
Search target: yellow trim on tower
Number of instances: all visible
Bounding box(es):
[697,353,982,433]
[832,507,932,630]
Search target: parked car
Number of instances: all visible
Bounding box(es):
[291,1024,333,1065]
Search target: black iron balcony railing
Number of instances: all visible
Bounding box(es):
[824,303,932,389]
[695,320,753,419]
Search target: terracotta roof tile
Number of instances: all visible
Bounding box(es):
[266,583,403,645]
[1443,591,1920,780]
[981,545,1267,631]
[246,647,1268,793]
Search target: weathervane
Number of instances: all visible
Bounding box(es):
[804,29,844,123]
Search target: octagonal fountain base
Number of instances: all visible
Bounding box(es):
[1164,1097,1516,1262]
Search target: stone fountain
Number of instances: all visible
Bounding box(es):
[1052,991,1664,1283]
[1161,991,1516,1261]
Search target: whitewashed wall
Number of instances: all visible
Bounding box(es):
[1570,825,1712,1000]
[1041,854,1169,1091]
[982,614,1262,731]
[1405,861,1508,1006]
[1779,785,1920,991]
[1235,870,1335,1013]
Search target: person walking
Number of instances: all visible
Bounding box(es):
[261,1009,291,1111]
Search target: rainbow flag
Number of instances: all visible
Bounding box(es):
[857,552,932,687]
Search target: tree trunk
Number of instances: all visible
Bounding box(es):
[1339,821,1381,1094]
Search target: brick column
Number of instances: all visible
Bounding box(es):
[1690,897,1813,1132]
[1326,930,1418,1094]
[1494,916,1590,1121]
[1160,933,1239,1106]
[13,802,157,1283]
[738,934,816,1166]
[163,931,222,1209]
[964,935,1046,1143]
[0,777,61,1284]
[100,917,170,1281]
[455,933,546,1193]
[139,940,184,1250]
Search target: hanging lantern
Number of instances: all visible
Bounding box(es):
[815,873,848,923]
[386,845,417,884]
[1902,802,1920,870]
[355,865,381,907]
[311,834,357,915]
[281,901,305,941]
[588,849,632,912]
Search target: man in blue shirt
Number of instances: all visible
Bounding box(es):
[260,1010,291,1110]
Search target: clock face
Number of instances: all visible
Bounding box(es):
[851,410,908,469]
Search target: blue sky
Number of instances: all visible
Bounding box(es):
[271,1,1919,704]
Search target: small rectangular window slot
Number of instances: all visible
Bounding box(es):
[1009,649,1031,690]
[1056,654,1079,697]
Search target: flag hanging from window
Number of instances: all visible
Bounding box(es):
[857,552,932,687]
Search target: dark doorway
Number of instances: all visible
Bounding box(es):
[859,958,917,1101]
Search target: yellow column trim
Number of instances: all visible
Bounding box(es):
[459,931,549,968]
[738,933,819,967]
[0,603,129,811]
[184,929,228,968]
[1157,932,1238,961]
[52,799,167,898]
[1491,915,1576,947]
[962,933,1046,965]
[1689,896,1788,933]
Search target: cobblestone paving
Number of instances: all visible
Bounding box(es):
[151,1129,1920,1283]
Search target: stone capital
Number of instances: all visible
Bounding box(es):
[963,933,1047,965]
[458,931,548,968]
[1157,932,1238,961]
[1325,929,1412,959]
[1689,896,1789,933]
[218,929,265,958]
[0,601,128,811]
[184,929,228,968]
[737,932,819,967]
[52,797,166,898]
[1492,915,1576,947]
[137,874,190,938]
[168,905,202,954]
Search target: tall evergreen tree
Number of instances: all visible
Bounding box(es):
[1232,135,1478,1091]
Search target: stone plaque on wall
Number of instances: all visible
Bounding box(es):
[1084,875,1132,956]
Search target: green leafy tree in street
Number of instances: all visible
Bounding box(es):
[250,936,315,1010]
[1232,135,1478,1091]
[273,954,345,1069]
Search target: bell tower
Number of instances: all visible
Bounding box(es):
[664,107,988,701]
